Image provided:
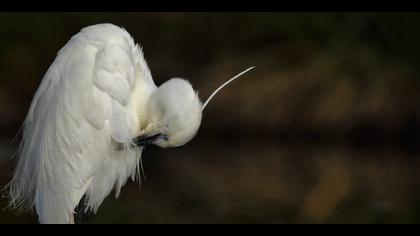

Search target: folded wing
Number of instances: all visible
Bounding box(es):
[8,24,154,223]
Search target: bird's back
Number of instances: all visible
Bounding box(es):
[7,23,156,223]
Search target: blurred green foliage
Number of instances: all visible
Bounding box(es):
[1,13,420,141]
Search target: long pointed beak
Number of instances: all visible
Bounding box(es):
[131,134,165,147]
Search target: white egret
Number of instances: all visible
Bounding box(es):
[3,23,254,224]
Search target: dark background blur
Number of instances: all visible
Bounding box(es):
[1,12,420,223]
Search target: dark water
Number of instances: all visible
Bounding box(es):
[1,140,420,224]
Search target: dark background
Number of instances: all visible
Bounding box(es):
[1,12,420,223]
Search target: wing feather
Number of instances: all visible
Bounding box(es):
[8,23,155,223]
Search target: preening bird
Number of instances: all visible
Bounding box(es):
[4,23,254,224]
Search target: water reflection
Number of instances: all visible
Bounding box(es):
[1,140,419,224]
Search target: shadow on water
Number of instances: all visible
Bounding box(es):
[1,138,420,224]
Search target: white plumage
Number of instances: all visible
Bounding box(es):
[9,24,155,223]
[6,23,254,224]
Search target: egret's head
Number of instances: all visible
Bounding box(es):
[139,78,202,148]
[133,66,254,149]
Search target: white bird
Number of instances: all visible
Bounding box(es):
[3,23,254,224]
